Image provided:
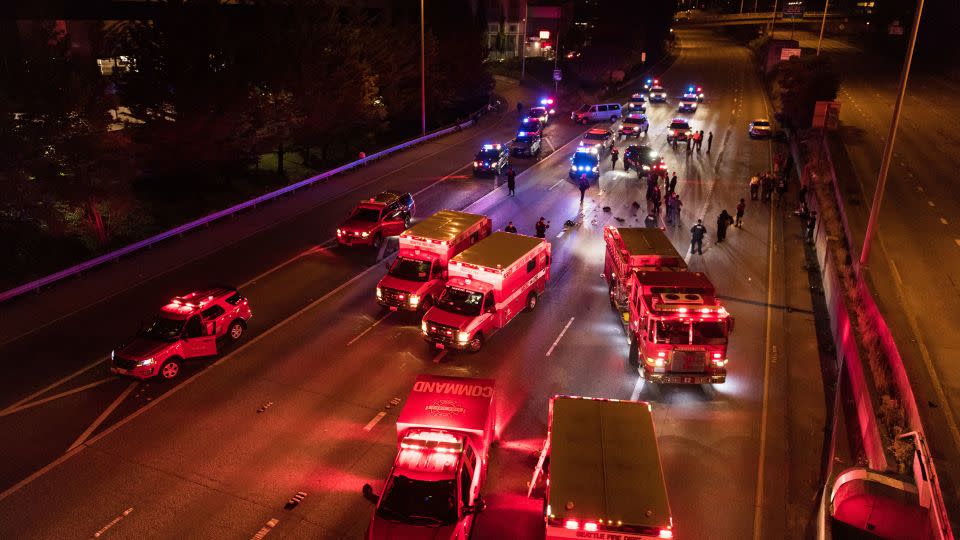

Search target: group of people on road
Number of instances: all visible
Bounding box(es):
[502,217,550,238]
[673,130,713,153]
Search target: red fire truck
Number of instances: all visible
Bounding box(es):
[531,396,673,540]
[377,210,492,314]
[421,232,551,353]
[364,375,495,540]
[626,271,733,384]
[603,226,687,314]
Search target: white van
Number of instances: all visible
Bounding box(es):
[571,102,622,124]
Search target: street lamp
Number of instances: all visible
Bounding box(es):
[816,0,830,55]
[421,0,426,136]
[860,0,926,267]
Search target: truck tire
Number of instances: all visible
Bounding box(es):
[610,115,618,123]
[467,333,484,353]
[228,319,245,341]
[159,358,182,380]
[403,215,412,229]
[525,292,538,312]
[628,338,640,367]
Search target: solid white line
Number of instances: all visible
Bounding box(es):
[0,377,115,417]
[545,317,575,357]
[67,381,138,453]
[549,178,565,191]
[92,507,134,538]
[363,412,388,432]
[0,356,108,415]
[241,245,325,288]
[413,163,473,197]
[432,351,448,364]
[630,376,645,401]
[347,312,393,347]
[544,136,557,153]
[251,518,279,540]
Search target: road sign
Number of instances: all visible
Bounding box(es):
[780,48,801,61]
[553,69,562,81]
[783,1,805,19]
[888,20,904,35]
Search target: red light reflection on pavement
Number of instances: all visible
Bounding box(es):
[471,492,543,540]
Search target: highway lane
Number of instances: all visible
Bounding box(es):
[0,30,827,539]
[791,30,960,523]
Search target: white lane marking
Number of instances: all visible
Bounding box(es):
[241,245,326,288]
[432,351,448,364]
[545,317,575,357]
[0,377,115,417]
[251,518,279,540]
[889,259,904,287]
[346,312,393,347]
[556,231,565,238]
[630,376,645,401]
[92,507,134,538]
[412,163,473,197]
[363,412,388,432]
[927,200,935,207]
[544,137,557,153]
[549,178,565,190]
[0,355,107,415]
[940,217,948,225]
[67,381,138,452]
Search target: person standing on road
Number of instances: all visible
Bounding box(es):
[506,167,517,196]
[690,219,707,254]
[668,173,678,194]
[644,213,658,228]
[761,173,774,202]
[735,198,746,228]
[651,185,662,215]
[696,130,705,151]
[716,210,733,242]
[775,176,787,207]
[578,173,590,205]
[504,222,518,233]
[750,174,760,200]
[686,135,692,152]
[707,131,714,153]
[611,146,620,170]
[535,217,550,238]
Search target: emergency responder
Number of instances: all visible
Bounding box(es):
[716,210,733,242]
[735,199,746,228]
[535,217,550,238]
[750,174,760,200]
[668,173,678,194]
[578,174,590,205]
[507,167,517,196]
[690,219,707,255]
[611,146,619,170]
[504,222,518,233]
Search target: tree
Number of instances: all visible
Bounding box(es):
[776,55,840,129]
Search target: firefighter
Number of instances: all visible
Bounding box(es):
[716,210,733,242]
[535,217,550,238]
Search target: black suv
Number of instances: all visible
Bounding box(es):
[623,145,665,175]
[473,144,509,176]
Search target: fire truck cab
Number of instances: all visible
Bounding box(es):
[531,396,673,540]
[377,210,492,314]
[603,226,687,313]
[110,286,252,380]
[364,375,495,540]
[627,271,733,384]
[422,232,550,353]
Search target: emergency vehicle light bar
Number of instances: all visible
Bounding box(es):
[400,431,463,454]
[482,144,501,150]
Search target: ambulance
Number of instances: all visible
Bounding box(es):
[377,210,492,314]
[364,375,495,539]
[422,232,550,353]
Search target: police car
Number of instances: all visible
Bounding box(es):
[642,78,660,91]
[623,144,665,175]
[688,85,705,102]
[626,95,647,114]
[649,85,668,103]
[538,97,557,115]
[569,146,600,180]
[666,118,693,143]
[528,107,549,125]
[580,128,614,153]
[678,94,698,112]
[473,144,509,176]
[618,113,649,139]
[519,116,544,137]
[512,130,542,157]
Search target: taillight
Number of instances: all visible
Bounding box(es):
[565,520,579,530]
[660,529,674,539]
[584,522,598,532]
[713,352,722,359]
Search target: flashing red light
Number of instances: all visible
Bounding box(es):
[547,98,554,104]
[660,529,674,539]
[565,520,579,530]
[713,352,722,359]
[697,86,702,92]
[677,307,688,314]
[584,522,599,532]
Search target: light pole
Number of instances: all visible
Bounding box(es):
[520,1,528,79]
[859,0,926,267]
[420,0,426,136]
[816,0,830,55]
[770,0,779,38]
[553,27,560,95]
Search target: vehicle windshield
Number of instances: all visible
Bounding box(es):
[477,150,499,160]
[670,122,689,130]
[692,320,727,344]
[572,154,598,167]
[530,108,547,116]
[624,117,645,125]
[389,257,432,282]
[138,316,185,342]
[681,96,697,102]
[352,208,381,222]
[577,104,590,112]
[753,120,770,127]
[651,87,664,92]
[376,475,457,526]
[515,135,537,144]
[583,132,607,141]
[436,287,484,316]
[654,320,689,344]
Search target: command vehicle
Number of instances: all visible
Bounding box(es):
[623,144,665,175]
[648,86,667,102]
[364,375,495,539]
[472,144,509,176]
[603,226,686,314]
[666,118,692,143]
[619,113,649,139]
[337,191,415,248]
[531,395,673,540]
[626,270,733,383]
[678,94,698,112]
[378,210,491,314]
[569,146,600,180]
[422,232,550,353]
[111,286,252,380]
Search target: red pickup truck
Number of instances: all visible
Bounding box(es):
[337,191,415,248]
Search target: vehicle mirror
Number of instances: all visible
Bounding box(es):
[362,484,379,503]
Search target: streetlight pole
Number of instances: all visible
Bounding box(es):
[816,0,830,55]
[860,0,926,267]
[554,27,560,95]
[520,1,528,79]
[770,0,779,38]
[420,0,426,136]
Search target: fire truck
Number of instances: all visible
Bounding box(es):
[531,396,673,540]
[364,375,495,539]
[627,271,733,384]
[422,232,550,353]
[377,210,492,314]
[603,226,687,314]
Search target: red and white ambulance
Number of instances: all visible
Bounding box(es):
[364,375,495,540]
[377,210,492,314]
[421,232,550,353]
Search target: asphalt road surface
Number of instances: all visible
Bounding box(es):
[0,30,828,539]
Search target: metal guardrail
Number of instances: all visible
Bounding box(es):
[0,116,478,304]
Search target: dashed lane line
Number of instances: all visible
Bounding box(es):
[363,412,388,432]
[92,507,134,538]
[346,312,393,347]
[928,200,935,207]
[940,217,948,225]
[545,317,575,357]
[251,518,279,540]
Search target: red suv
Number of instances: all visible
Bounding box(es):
[111,286,253,380]
[337,191,415,249]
